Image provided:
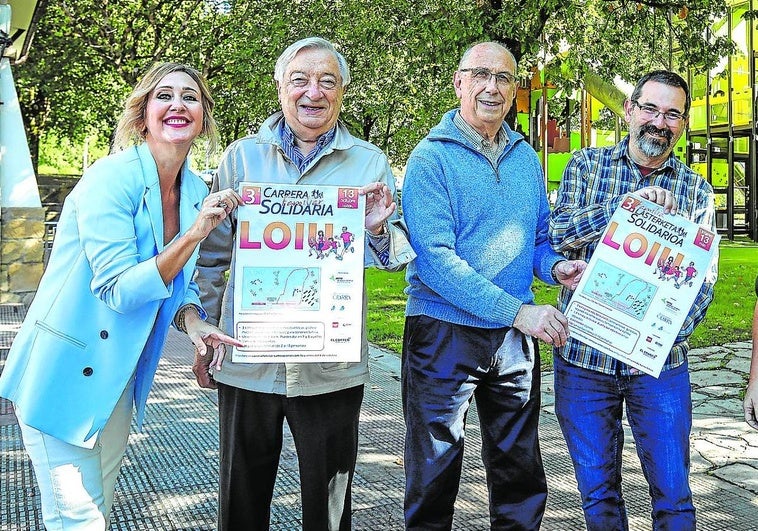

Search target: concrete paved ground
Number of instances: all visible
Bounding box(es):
[2,302,758,530]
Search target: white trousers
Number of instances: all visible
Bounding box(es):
[17,379,134,530]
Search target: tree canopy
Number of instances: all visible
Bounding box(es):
[17,0,734,169]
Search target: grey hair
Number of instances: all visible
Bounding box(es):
[458,41,517,71]
[274,37,351,87]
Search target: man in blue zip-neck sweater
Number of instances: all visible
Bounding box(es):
[401,41,586,530]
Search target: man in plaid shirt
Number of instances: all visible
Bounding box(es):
[549,70,717,531]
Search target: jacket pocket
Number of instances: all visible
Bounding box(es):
[34,320,87,350]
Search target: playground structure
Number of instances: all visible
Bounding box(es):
[514,70,631,200]
[520,0,758,242]
[688,0,756,242]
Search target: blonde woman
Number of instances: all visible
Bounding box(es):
[0,62,243,530]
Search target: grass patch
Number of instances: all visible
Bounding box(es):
[366,240,758,367]
[365,268,409,354]
[698,240,757,346]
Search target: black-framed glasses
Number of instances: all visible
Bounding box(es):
[459,68,516,87]
[631,100,686,124]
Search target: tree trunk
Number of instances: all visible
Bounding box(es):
[27,130,39,175]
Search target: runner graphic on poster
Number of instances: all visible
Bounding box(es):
[565,194,719,377]
[232,182,365,363]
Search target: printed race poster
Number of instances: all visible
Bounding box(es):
[565,194,719,377]
[232,183,365,363]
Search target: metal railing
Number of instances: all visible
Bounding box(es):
[42,220,57,268]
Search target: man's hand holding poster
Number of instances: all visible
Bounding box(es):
[232,183,365,363]
[565,194,719,377]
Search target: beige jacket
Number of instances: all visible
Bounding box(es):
[195,112,413,396]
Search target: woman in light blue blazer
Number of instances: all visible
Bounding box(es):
[0,62,243,530]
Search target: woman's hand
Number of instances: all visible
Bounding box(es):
[188,188,243,242]
[185,312,244,389]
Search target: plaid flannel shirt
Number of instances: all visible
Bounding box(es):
[548,136,718,375]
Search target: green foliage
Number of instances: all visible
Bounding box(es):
[17,0,214,163]
[16,0,734,170]
[37,133,109,175]
[525,0,733,91]
[323,0,484,160]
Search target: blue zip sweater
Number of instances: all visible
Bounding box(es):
[403,109,565,329]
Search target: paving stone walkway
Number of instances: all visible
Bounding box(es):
[2,308,758,529]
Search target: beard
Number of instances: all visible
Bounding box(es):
[633,123,674,158]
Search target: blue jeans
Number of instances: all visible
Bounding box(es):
[553,355,695,531]
[402,315,546,531]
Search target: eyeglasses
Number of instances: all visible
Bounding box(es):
[459,68,516,87]
[631,100,686,124]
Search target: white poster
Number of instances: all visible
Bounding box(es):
[565,194,719,377]
[232,182,365,363]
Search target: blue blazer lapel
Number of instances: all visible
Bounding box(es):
[179,165,206,288]
[179,167,204,236]
[135,143,206,290]
[136,144,165,251]
[144,187,164,251]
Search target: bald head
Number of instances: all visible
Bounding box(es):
[458,42,516,71]
[454,42,517,141]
